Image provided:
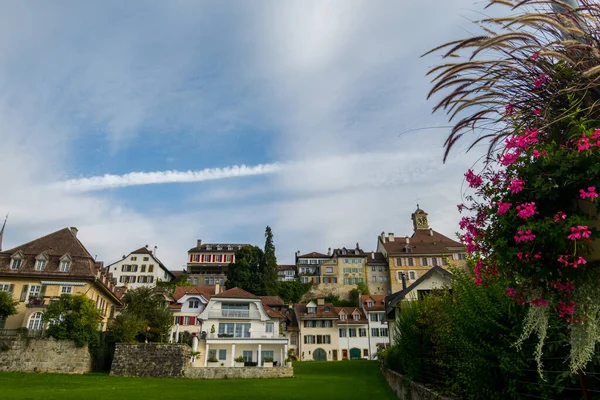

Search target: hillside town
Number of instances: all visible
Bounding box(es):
[0,206,466,367]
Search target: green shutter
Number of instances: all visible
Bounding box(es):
[39,285,46,298]
[19,285,29,302]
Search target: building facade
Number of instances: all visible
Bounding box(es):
[335,306,370,360]
[360,294,389,358]
[105,246,174,289]
[0,227,122,331]
[169,285,218,339]
[365,252,391,295]
[187,240,249,286]
[295,251,330,284]
[277,265,297,282]
[294,299,340,361]
[377,207,467,293]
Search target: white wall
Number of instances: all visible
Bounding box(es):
[108,252,172,289]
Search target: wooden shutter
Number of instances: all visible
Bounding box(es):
[8,284,14,294]
[190,317,196,326]
[179,316,184,325]
[19,285,29,302]
[39,285,46,298]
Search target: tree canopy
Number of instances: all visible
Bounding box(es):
[44,293,103,347]
[0,290,18,320]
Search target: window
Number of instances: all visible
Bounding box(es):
[353,314,360,321]
[29,285,41,299]
[132,265,138,272]
[421,258,428,266]
[243,350,253,362]
[370,314,378,322]
[409,271,416,280]
[193,278,198,285]
[10,257,22,270]
[0,283,11,292]
[326,267,333,273]
[304,335,315,344]
[208,349,217,359]
[367,301,374,307]
[324,320,332,328]
[143,257,149,261]
[457,253,466,260]
[218,349,227,360]
[189,300,199,308]
[379,266,383,272]
[148,276,154,283]
[141,265,146,273]
[290,333,297,345]
[380,328,389,336]
[184,316,190,325]
[226,255,233,262]
[35,259,46,271]
[344,259,349,264]
[307,306,316,313]
[340,314,347,321]
[28,312,44,330]
[407,257,414,266]
[266,322,274,333]
[131,257,137,261]
[61,286,72,295]
[442,257,448,266]
[359,328,367,337]
[371,276,376,282]
[60,260,70,272]
[339,328,347,337]
[432,257,439,267]
[209,278,215,285]
[215,255,223,262]
[371,328,379,337]
[203,255,211,262]
[349,328,357,337]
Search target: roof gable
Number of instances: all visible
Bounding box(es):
[212,287,259,299]
[173,285,216,301]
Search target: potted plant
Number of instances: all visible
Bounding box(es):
[207,356,219,367]
[209,324,216,338]
[284,358,292,368]
[262,357,273,368]
[234,356,245,368]
[190,351,201,363]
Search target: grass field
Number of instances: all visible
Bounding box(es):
[0,361,395,400]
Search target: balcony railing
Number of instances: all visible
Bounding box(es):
[26,296,60,308]
[208,309,262,319]
[208,332,286,340]
[0,328,45,338]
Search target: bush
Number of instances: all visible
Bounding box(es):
[234,356,245,362]
[263,357,273,362]
[207,357,218,362]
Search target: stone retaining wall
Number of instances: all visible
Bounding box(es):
[0,337,91,374]
[182,366,294,379]
[381,366,455,400]
[110,343,191,377]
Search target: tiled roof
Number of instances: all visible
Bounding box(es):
[366,252,387,264]
[188,244,250,253]
[169,303,182,310]
[332,248,366,257]
[294,303,338,319]
[334,307,368,324]
[130,247,154,255]
[263,304,286,319]
[381,229,464,255]
[297,252,329,258]
[260,296,285,306]
[0,227,122,304]
[173,285,216,301]
[361,294,386,311]
[271,306,299,331]
[385,266,453,312]
[105,246,175,280]
[114,286,128,300]
[277,264,296,271]
[212,287,260,299]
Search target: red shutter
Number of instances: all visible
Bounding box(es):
[179,316,184,325]
[190,317,196,326]
[190,254,193,262]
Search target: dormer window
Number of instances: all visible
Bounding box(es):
[35,254,48,271]
[367,301,374,308]
[189,299,200,309]
[227,246,233,251]
[353,314,360,321]
[217,245,222,250]
[59,254,72,272]
[10,253,23,270]
[340,314,347,321]
[238,245,242,250]
[307,306,316,313]
[324,307,330,312]
[206,245,212,250]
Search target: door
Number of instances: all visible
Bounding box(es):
[341,349,348,360]
[350,348,361,360]
[332,350,338,361]
[313,348,327,361]
[242,351,252,363]
[261,351,274,365]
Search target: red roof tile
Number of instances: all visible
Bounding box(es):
[381,229,464,255]
[212,287,259,299]
[173,285,216,301]
[361,294,386,311]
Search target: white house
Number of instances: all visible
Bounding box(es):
[335,307,370,360]
[169,285,217,339]
[198,287,289,367]
[385,266,453,344]
[361,294,389,358]
[105,246,174,289]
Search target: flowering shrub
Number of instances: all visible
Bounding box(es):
[426,0,600,374]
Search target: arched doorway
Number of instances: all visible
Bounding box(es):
[349,348,361,360]
[28,312,43,330]
[313,348,327,361]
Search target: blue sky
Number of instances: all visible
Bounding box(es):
[0,0,487,270]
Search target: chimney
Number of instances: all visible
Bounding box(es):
[215,282,220,293]
[297,250,300,256]
[429,228,434,236]
[197,239,202,248]
[153,246,158,256]
[405,236,410,244]
[357,290,362,307]
[388,233,394,242]
[69,227,78,237]
[327,248,331,256]
[371,251,375,260]
[317,297,325,306]
[381,232,386,243]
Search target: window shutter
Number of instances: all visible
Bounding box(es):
[40,285,46,297]
[8,284,14,294]
[190,317,196,326]
[179,316,184,325]
[19,285,29,302]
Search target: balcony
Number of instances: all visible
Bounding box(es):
[208,332,286,340]
[26,296,60,308]
[208,309,262,320]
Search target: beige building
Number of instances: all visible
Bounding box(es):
[295,299,340,361]
[0,227,122,331]
[365,252,391,295]
[377,206,467,293]
[187,240,249,286]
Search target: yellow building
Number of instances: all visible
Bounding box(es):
[0,227,123,331]
[377,207,467,293]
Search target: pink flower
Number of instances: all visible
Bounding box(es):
[579,187,598,199]
[531,297,549,307]
[576,257,587,267]
[505,128,538,150]
[592,129,600,140]
[508,178,525,194]
[457,204,464,213]
[568,226,591,241]
[578,135,592,151]
[465,169,483,188]
[533,109,540,115]
[533,252,542,260]
[533,74,549,88]
[499,152,520,166]
[506,288,516,297]
[516,252,524,260]
[558,255,570,266]
[553,212,567,222]
[505,103,514,116]
[532,51,540,60]
[497,201,512,216]
[549,281,575,293]
[516,202,537,219]
[557,301,577,318]
[515,229,536,243]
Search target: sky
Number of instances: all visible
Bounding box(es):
[0,0,490,270]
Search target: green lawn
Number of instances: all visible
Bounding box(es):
[0,361,395,400]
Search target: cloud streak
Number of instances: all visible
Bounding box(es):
[56,163,282,192]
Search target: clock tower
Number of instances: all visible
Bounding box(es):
[411,205,429,231]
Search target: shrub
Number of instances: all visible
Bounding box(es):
[207,357,218,362]
[263,357,273,363]
[234,356,245,362]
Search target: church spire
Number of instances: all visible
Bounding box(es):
[0,214,7,252]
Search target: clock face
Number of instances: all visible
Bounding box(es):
[417,216,428,226]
